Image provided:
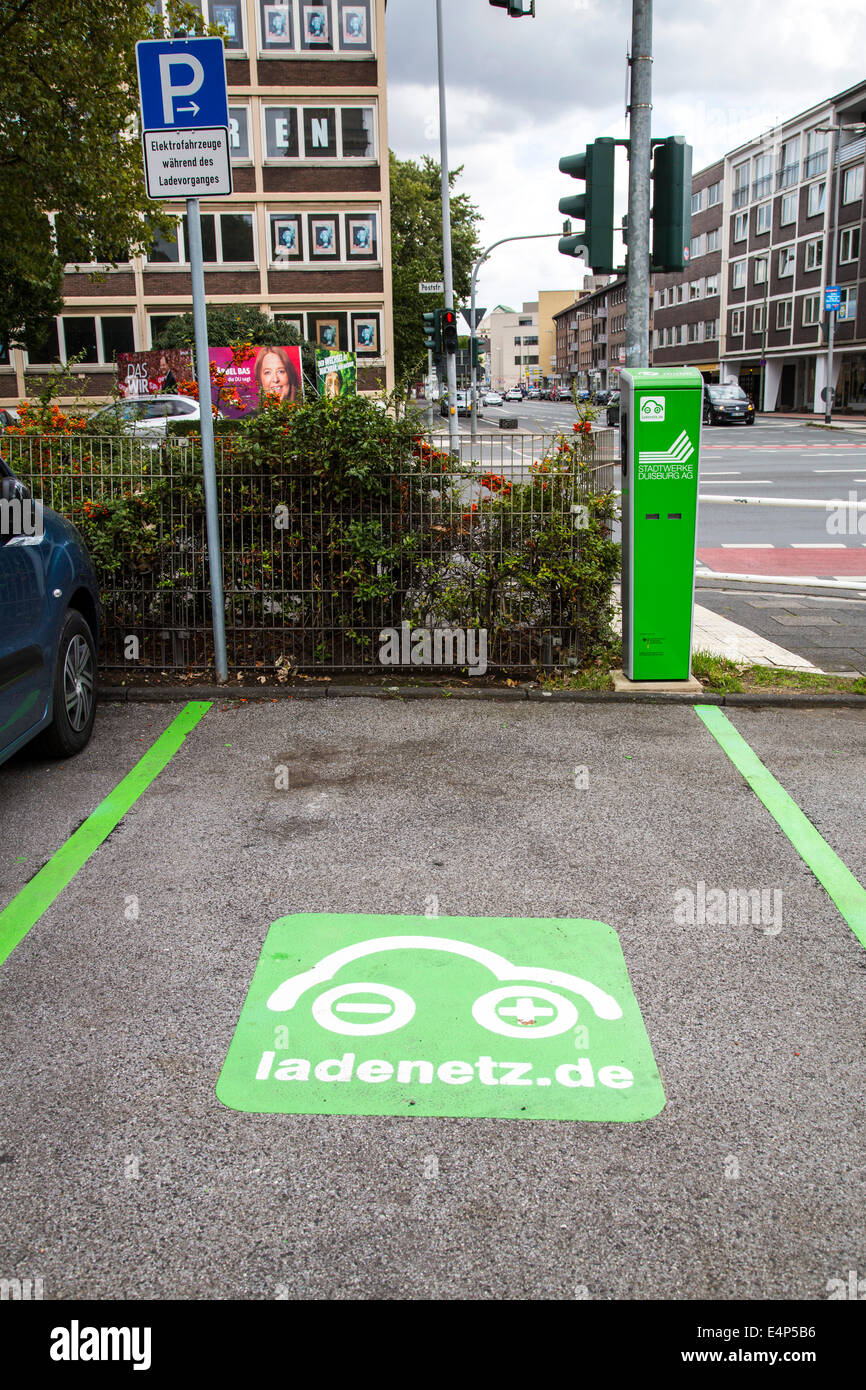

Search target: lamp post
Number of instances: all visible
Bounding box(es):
[469,232,560,443]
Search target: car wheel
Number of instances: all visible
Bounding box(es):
[38,610,97,758]
[746,416,755,426]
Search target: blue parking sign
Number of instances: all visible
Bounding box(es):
[136,37,229,131]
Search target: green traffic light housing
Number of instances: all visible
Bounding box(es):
[651,136,693,273]
[422,309,441,354]
[489,1,536,14]
[441,308,459,354]
[558,137,616,273]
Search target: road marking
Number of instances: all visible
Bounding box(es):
[721,543,774,548]
[813,468,866,473]
[703,470,742,476]
[0,701,211,968]
[791,543,845,548]
[694,707,866,950]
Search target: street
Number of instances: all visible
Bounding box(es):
[1,695,865,1299]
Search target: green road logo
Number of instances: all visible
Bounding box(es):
[217,915,665,1121]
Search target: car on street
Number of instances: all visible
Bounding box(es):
[593,390,612,406]
[703,382,756,426]
[482,391,504,407]
[0,407,20,428]
[88,394,201,439]
[526,388,541,400]
[505,389,523,402]
[0,455,100,767]
[605,390,621,425]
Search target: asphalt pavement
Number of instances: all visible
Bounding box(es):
[1,695,865,1299]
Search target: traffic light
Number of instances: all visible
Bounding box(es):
[471,338,484,370]
[558,137,616,273]
[651,136,692,273]
[441,308,458,354]
[489,1,536,15]
[422,309,441,354]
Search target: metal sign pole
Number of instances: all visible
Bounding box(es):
[186,196,228,684]
[435,0,458,451]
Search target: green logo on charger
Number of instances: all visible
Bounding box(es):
[217,914,665,1122]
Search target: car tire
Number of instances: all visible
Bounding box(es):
[746,416,755,426]
[38,610,98,758]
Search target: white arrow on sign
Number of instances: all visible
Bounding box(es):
[177,102,200,116]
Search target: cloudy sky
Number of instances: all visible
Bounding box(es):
[385,0,866,315]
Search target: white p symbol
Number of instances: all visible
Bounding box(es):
[159,53,205,123]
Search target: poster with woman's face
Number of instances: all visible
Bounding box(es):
[264,4,292,43]
[309,217,339,259]
[341,6,367,45]
[272,215,303,260]
[347,215,376,258]
[209,344,304,417]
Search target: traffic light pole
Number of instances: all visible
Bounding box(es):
[625,0,652,369]
[469,232,561,444]
[435,0,459,450]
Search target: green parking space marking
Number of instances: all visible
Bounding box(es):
[0,701,211,968]
[694,705,866,949]
[217,914,666,1122]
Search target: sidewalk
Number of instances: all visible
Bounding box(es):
[756,410,866,430]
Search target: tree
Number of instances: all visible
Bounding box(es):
[0,1,207,352]
[389,151,481,385]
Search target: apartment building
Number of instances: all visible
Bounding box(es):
[652,159,724,381]
[0,0,393,405]
[479,302,539,391]
[553,275,612,386]
[652,81,866,414]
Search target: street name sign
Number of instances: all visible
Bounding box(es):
[419,281,445,293]
[136,37,232,199]
[217,913,665,1121]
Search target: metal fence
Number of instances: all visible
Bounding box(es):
[5,428,618,676]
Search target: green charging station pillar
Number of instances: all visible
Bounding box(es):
[620,367,703,681]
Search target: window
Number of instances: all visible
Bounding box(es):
[523,336,538,345]
[656,288,666,309]
[704,319,719,340]
[705,273,720,297]
[514,355,521,366]
[778,136,800,188]
[804,128,829,179]
[707,180,722,207]
[730,309,744,335]
[518,318,533,325]
[674,325,683,345]
[731,260,746,289]
[753,304,765,333]
[263,104,376,161]
[755,202,772,234]
[687,321,701,343]
[148,212,255,264]
[676,284,685,303]
[780,191,797,225]
[690,233,705,259]
[776,300,793,329]
[706,227,721,253]
[839,286,858,322]
[653,329,661,350]
[778,246,795,277]
[514,336,522,344]
[840,225,861,264]
[691,190,704,215]
[807,181,826,218]
[208,0,244,50]
[734,211,748,241]
[28,315,135,365]
[843,165,864,204]
[149,315,177,346]
[733,161,750,209]
[804,238,823,271]
[689,279,703,300]
[257,0,374,54]
[754,257,768,284]
[752,153,772,200]
[802,295,820,326]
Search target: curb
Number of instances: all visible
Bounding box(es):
[98,684,866,709]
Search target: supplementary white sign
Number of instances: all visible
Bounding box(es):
[419,281,445,293]
[142,127,232,199]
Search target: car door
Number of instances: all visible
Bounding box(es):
[0,472,50,751]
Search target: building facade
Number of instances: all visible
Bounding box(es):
[1,0,393,405]
[478,302,539,391]
[537,289,580,386]
[651,81,866,414]
[652,159,724,381]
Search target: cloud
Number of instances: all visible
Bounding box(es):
[385,0,866,318]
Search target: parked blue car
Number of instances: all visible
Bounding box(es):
[0,455,100,767]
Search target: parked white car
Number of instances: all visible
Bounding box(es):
[505,388,523,402]
[482,391,503,406]
[88,394,201,438]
